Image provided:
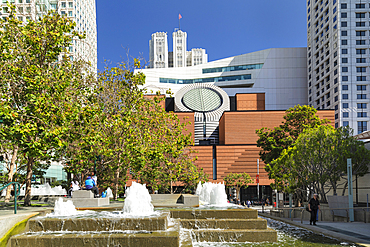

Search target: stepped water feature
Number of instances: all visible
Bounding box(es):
[9,182,277,246]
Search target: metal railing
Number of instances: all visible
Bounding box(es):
[0,182,21,214]
[262,206,370,224]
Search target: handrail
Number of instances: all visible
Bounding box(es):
[0,182,21,214]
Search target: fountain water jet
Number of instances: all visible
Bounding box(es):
[196,182,228,206]
[122,181,157,216]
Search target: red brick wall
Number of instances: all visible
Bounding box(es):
[236,93,265,111]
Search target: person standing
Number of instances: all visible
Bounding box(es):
[68,177,80,198]
[308,193,320,225]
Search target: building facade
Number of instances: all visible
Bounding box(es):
[141,48,308,110]
[149,29,207,69]
[307,0,370,134]
[0,0,97,72]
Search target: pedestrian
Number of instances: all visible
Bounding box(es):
[308,193,320,225]
[85,175,99,198]
[67,176,80,198]
[247,200,251,208]
[91,171,98,186]
[266,198,269,206]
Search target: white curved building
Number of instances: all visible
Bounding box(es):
[140,47,308,110]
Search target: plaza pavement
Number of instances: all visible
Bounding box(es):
[258,206,370,247]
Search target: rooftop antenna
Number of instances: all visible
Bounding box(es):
[178,13,182,30]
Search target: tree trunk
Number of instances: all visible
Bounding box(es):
[342,181,348,196]
[114,168,120,200]
[5,146,18,203]
[170,181,173,194]
[24,157,34,206]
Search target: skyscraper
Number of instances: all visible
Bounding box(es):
[307,0,369,134]
[0,0,97,72]
[149,29,207,68]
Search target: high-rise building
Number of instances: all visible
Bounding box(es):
[149,29,207,68]
[149,32,169,68]
[307,0,369,134]
[0,0,97,72]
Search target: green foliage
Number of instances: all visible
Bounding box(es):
[269,125,370,202]
[256,105,329,165]
[0,5,93,205]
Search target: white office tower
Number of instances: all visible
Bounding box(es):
[173,30,187,67]
[0,0,97,73]
[307,0,370,134]
[149,32,169,68]
[58,0,97,72]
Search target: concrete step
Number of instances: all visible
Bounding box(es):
[28,212,170,232]
[11,230,181,247]
[191,228,277,242]
[170,209,258,220]
[180,218,267,230]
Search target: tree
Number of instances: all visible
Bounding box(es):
[0,5,92,206]
[223,173,253,200]
[256,105,329,166]
[268,125,370,203]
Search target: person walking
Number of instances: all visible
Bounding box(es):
[308,193,320,225]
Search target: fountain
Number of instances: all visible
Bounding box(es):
[19,183,66,196]
[9,182,278,246]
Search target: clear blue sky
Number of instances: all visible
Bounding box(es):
[96,0,307,72]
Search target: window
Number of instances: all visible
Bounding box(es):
[61,2,66,8]
[358,121,367,134]
[358,112,367,117]
[61,11,66,15]
[335,123,339,128]
[342,76,348,81]
[68,11,72,16]
[341,12,347,18]
[357,85,367,90]
[334,69,338,75]
[356,49,366,54]
[18,6,23,13]
[343,121,349,127]
[357,58,366,63]
[357,67,366,72]
[358,94,367,99]
[68,2,73,7]
[341,31,347,36]
[335,87,338,93]
[341,22,347,27]
[358,103,367,109]
[342,40,348,45]
[343,94,349,99]
[334,78,338,84]
[335,96,338,102]
[356,40,366,45]
[342,67,348,72]
[342,49,348,54]
[343,103,349,108]
[342,58,348,63]
[18,16,23,21]
[356,31,366,36]
[356,4,365,9]
[357,76,366,81]
[356,22,366,27]
[327,101,330,107]
[341,3,347,9]
[335,104,338,110]
[343,112,349,117]
[342,85,348,90]
[356,13,366,18]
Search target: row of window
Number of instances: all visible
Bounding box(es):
[2,0,31,3]
[341,3,370,9]
[333,121,367,134]
[342,85,367,91]
[202,64,263,74]
[159,74,252,84]
[342,112,368,118]
[60,2,73,8]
